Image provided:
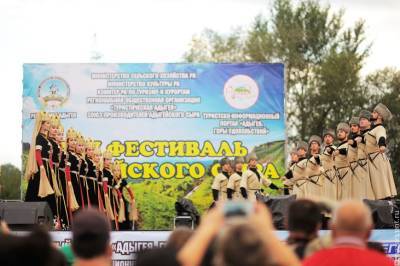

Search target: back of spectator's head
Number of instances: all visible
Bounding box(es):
[331,200,373,240]
[71,209,111,260]
[215,222,271,266]
[136,247,181,266]
[166,227,194,250]
[0,227,66,266]
[286,199,322,235]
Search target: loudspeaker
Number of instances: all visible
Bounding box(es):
[174,215,194,229]
[0,201,53,230]
[363,199,398,229]
[257,194,297,229]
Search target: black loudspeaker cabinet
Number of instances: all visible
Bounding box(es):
[257,194,297,230]
[363,199,398,229]
[174,215,194,229]
[0,201,53,230]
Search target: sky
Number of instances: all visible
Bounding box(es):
[1,0,399,167]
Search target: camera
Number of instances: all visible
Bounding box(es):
[223,201,253,218]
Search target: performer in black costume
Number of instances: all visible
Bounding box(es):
[65,129,85,211]
[25,112,56,223]
[76,133,90,208]
[85,138,99,208]
[93,147,106,213]
[102,150,116,225]
[47,114,68,229]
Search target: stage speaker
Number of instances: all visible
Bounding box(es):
[363,199,398,229]
[257,194,297,229]
[0,201,53,230]
[173,215,194,229]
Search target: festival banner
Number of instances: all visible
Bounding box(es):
[22,63,285,229]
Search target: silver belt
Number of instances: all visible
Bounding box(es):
[86,176,97,182]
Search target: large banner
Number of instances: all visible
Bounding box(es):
[22,63,285,229]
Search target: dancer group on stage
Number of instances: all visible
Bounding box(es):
[24,102,398,228]
[211,154,281,203]
[282,103,397,201]
[24,112,138,230]
[212,103,397,203]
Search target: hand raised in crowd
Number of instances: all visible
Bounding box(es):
[200,202,224,234]
[0,220,10,235]
[249,202,301,266]
[355,136,362,143]
[249,202,274,233]
[178,202,224,266]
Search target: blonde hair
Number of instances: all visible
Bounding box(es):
[24,112,47,180]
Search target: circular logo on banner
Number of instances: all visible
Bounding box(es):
[37,77,70,109]
[223,75,259,109]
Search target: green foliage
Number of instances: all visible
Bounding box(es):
[0,164,22,199]
[21,149,29,199]
[184,28,248,63]
[184,0,370,142]
[129,176,196,229]
[184,0,399,194]
[186,175,214,215]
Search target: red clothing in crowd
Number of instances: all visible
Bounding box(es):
[303,246,394,266]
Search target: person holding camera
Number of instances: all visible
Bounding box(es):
[178,201,301,266]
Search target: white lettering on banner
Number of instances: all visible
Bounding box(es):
[113,261,135,266]
[91,72,196,80]
[112,241,154,255]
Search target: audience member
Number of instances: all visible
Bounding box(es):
[71,209,113,266]
[303,200,394,266]
[285,199,322,259]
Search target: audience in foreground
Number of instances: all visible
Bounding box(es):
[71,209,113,266]
[285,199,322,259]
[0,199,396,266]
[0,227,66,266]
[302,200,394,266]
[177,202,301,266]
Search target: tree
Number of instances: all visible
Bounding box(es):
[0,164,21,200]
[184,28,248,63]
[184,0,370,141]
